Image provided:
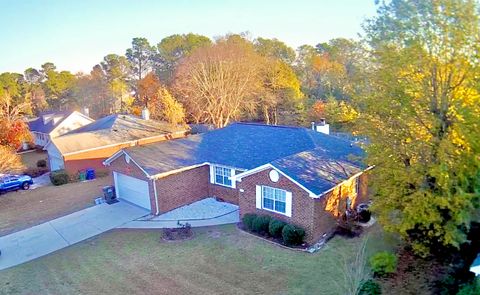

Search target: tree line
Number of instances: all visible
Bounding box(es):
[0,33,363,128]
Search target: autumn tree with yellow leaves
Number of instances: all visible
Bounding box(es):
[356,0,480,255]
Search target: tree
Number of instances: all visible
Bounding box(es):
[335,236,371,295]
[154,87,185,125]
[41,63,76,110]
[173,36,261,127]
[126,37,156,83]
[0,146,24,174]
[0,93,31,149]
[100,54,131,112]
[259,58,304,125]
[24,68,47,113]
[254,37,296,64]
[137,72,162,109]
[356,0,480,255]
[156,33,212,82]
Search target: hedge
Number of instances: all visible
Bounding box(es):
[50,170,69,186]
[242,213,257,231]
[268,218,286,238]
[252,215,271,234]
[282,224,306,246]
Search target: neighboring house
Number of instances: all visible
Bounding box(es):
[471,254,480,276]
[27,111,94,147]
[104,123,371,243]
[44,114,187,172]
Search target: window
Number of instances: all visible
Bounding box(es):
[262,186,287,214]
[214,166,233,187]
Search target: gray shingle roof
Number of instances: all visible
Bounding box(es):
[27,111,72,134]
[124,123,365,195]
[51,114,186,154]
[272,148,364,195]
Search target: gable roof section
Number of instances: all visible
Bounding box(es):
[50,114,186,155]
[113,122,364,181]
[271,147,364,195]
[28,111,72,134]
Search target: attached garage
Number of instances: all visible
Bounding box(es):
[49,155,64,171]
[113,172,151,210]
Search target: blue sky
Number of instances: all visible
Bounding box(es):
[0,0,377,74]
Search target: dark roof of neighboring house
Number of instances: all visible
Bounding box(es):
[27,111,72,134]
[473,254,480,267]
[50,114,186,154]
[271,147,364,195]
[123,123,365,189]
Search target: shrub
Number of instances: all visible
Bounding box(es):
[359,279,382,295]
[252,215,271,234]
[242,213,257,231]
[36,159,47,168]
[370,251,398,276]
[457,278,480,295]
[50,170,69,186]
[269,218,286,238]
[282,224,306,246]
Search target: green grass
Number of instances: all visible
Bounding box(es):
[0,224,397,295]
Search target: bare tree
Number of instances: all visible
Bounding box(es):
[173,37,261,127]
[334,235,371,295]
[0,146,24,174]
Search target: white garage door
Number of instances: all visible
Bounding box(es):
[114,172,151,210]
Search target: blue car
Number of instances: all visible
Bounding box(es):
[0,174,34,194]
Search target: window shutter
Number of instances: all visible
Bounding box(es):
[255,185,262,209]
[209,165,215,184]
[285,191,292,217]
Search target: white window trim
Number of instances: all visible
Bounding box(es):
[211,164,235,188]
[261,185,288,216]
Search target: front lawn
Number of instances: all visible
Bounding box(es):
[0,224,396,295]
[0,175,112,236]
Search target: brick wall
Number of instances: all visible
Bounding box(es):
[208,184,239,204]
[237,168,369,244]
[237,168,322,243]
[154,165,210,213]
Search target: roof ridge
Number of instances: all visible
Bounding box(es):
[231,122,305,130]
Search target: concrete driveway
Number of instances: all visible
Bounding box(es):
[0,201,148,271]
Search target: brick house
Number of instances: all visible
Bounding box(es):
[104,123,371,243]
[44,114,187,173]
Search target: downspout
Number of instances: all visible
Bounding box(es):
[152,178,159,215]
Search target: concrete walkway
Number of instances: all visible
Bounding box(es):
[30,172,51,190]
[0,201,148,271]
[120,198,239,229]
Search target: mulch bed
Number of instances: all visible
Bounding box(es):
[161,226,194,242]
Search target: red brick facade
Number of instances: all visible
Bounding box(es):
[107,154,368,244]
[237,168,368,243]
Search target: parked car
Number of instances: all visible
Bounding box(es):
[0,174,34,194]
